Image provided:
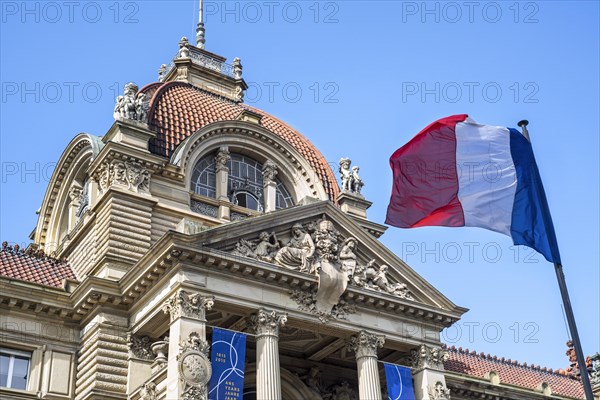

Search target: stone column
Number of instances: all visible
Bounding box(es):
[215,146,231,220]
[262,160,278,213]
[162,290,214,399]
[250,308,287,400]
[348,330,385,400]
[410,345,451,400]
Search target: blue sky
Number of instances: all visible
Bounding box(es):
[1,1,598,370]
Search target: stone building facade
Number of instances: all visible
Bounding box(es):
[1,25,599,400]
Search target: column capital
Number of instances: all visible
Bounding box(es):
[410,344,448,371]
[347,330,385,360]
[162,290,214,323]
[250,308,287,337]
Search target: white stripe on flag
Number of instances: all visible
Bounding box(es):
[455,120,517,236]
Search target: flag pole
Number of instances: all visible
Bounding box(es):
[518,120,594,400]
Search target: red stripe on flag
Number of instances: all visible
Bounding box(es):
[386,114,467,228]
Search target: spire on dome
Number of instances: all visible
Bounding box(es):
[196,0,206,49]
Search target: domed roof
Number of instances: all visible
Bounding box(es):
[142,81,339,201]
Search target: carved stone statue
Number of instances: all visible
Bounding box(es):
[338,158,364,195]
[178,36,190,58]
[274,223,315,272]
[255,231,280,261]
[113,82,148,122]
[351,166,363,194]
[301,365,322,394]
[339,158,352,191]
[339,237,357,281]
[232,57,243,80]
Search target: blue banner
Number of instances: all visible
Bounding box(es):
[208,328,247,400]
[384,363,415,400]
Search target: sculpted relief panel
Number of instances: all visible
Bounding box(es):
[229,218,415,322]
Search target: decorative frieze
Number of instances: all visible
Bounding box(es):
[96,160,151,195]
[250,308,287,337]
[411,345,449,370]
[347,330,385,360]
[128,334,154,360]
[191,199,218,218]
[162,290,214,323]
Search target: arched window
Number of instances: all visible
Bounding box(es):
[191,151,295,211]
[191,154,217,198]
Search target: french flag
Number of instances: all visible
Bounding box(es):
[385,114,561,263]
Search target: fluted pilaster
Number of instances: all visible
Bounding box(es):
[348,330,385,400]
[250,308,287,400]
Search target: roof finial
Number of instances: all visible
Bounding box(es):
[196,0,206,49]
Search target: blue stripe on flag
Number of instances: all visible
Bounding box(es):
[509,128,561,264]
[384,363,415,400]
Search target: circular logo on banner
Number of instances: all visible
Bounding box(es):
[179,350,212,386]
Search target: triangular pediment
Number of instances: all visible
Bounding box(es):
[188,201,464,315]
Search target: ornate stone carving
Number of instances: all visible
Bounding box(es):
[590,353,600,386]
[191,200,218,218]
[128,334,154,360]
[350,259,414,300]
[95,160,151,195]
[410,345,448,370]
[68,185,83,205]
[230,211,248,221]
[339,158,364,195]
[250,308,287,337]
[162,290,214,323]
[215,146,231,172]
[140,382,157,400]
[428,381,451,399]
[301,365,323,394]
[274,223,315,272]
[289,290,356,323]
[339,237,358,281]
[178,36,191,58]
[232,57,243,80]
[113,82,148,122]
[177,331,211,400]
[262,160,278,184]
[232,231,280,262]
[158,64,167,82]
[347,330,385,359]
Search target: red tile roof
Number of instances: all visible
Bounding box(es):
[0,242,77,289]
[444,345,585,399]
[143,81,339,201]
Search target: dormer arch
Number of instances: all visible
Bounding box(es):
[34,133,104,251]
[171,120,332,208]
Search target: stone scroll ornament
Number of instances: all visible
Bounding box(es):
[113,82,148,122]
